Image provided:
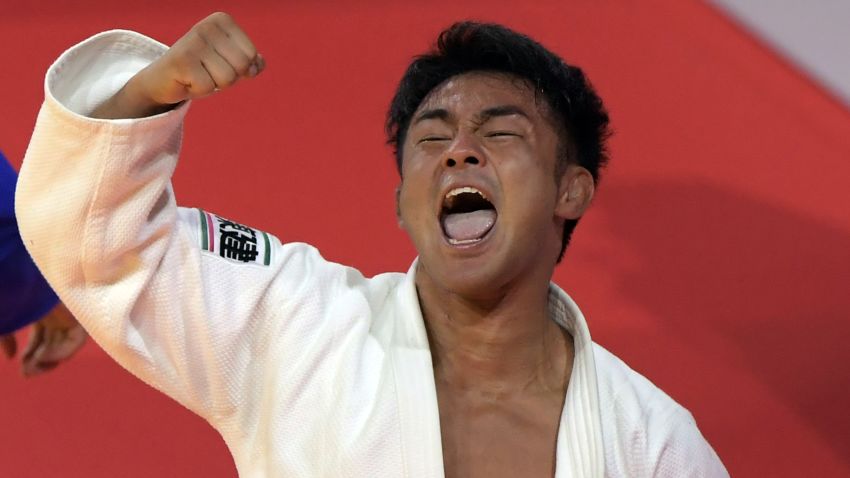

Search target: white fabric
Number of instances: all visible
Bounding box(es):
[16,30,729,478]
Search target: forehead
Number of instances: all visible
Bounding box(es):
[416,72,549,120]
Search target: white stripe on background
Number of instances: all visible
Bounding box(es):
[709,0,850,109]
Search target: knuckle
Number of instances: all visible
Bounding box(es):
[182,31,206,51]
[233,58,251,76]
[222,70,238,86]
[210,11,233,23]
[212,69,237,89]
[196,21,217,38]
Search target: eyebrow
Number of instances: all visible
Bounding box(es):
[412,108,451,126]
[476,105,530,123]
[411,105,531,127]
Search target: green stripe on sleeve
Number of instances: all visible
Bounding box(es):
[262,231,271,266]
[199,209,209,251]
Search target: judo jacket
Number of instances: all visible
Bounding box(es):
[16,30,729,477]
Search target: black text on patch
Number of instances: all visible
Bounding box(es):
[197,209,273,266]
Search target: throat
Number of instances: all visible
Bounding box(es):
[414,261,574,394]
[424,308,574,395]
[432,324,574,396]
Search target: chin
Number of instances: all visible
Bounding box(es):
[418,246,513,300]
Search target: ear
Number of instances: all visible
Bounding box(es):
[395,185,405,228]
[555,165,594,220]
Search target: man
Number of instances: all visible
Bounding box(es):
[1,151,86,376]
[16,12,727,477]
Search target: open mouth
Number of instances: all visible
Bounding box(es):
[440,187,497,246]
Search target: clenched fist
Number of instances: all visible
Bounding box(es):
[93,12,265,119]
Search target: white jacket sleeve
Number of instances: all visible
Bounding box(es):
[15,30,357,424]
[649,408,729,478]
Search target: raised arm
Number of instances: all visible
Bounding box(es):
[15,13,355,423]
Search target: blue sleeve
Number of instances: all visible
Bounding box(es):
[0,150,59,334]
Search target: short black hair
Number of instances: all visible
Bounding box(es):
[386,21,611,261]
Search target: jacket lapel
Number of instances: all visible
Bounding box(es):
[390,260,446,478]
[550,286,606,477]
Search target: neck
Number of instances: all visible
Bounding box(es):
[415,262,573,396]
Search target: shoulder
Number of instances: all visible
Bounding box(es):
[592,344,729,477]
[592,344,679,423]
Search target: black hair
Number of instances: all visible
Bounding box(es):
[386,21,611,261]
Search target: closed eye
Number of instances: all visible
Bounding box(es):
[418,136,451,143]
[486,131,520,137]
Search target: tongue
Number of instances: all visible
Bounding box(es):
[443,210,497,241]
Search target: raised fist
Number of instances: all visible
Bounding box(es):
[94,12,265,119]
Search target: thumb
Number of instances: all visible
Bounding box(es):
[21,324,47,376]
[21,324,44,363]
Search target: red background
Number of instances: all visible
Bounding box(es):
[2,1,849,476]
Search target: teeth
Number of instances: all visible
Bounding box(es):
[448,237,483,245]
[445,186,487,200]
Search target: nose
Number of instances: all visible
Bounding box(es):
[443,133,486,169]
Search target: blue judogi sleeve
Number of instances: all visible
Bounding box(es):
[0,150,59,334]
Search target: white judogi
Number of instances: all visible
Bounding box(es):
[16,31,728,477]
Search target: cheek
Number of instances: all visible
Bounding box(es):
[500,166,557,224]
[398,149,439,216]
[397,178,429,228]
[488,137,552,174]
[399,144,432,181]
[491,137,560,208]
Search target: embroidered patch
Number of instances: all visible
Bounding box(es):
[197,209,273,266]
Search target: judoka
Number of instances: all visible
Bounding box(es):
[16,12,728,477]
